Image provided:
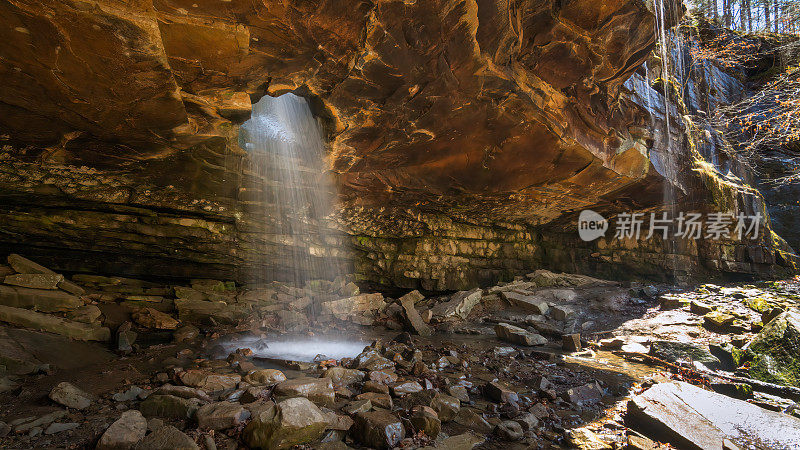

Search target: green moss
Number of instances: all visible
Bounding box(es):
[745,297,773,314]
[743,310,800,387]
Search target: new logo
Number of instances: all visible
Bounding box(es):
[578,210,608,242]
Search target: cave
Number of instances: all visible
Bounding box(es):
[1,0,799,449]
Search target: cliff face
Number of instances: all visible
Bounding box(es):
[0,0,794,288]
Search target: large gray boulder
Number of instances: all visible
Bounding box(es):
[244,397,327,449]
[96,410,147,449]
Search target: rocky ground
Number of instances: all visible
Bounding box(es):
[1,253,800,449]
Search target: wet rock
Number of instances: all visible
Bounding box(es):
[660,295,689,310]
[627,435,658,450]
[343,399,372,415]
[649,340,721,370]
[562,333,581,352]
[116,322,136,355]
[131,307,179,330]
[173,325,200,342]
[389,380,423,397]
[430,393,460,422]
[398,290,432,337]
[363,380,389,394]
[419,432,484,449]
[322,367,365,387]
[244,397,327,449]
[12,410,67,433]
[353,410,405,449]
[113,386,145,402]
[494,420,523,441]
[703,311,736,329]
[447,385,469,403]
[49,382,92,409]
[501,292,549,315]
[494,323,547,346]
[368,369,398,384]
[430,289,482,320]
[410,405,440,438]
[4,273,63,290]
[513,412,539,432]
[356,392,393,409]
[551,305,575,321]
[139,394,201,419]
[273,377,335,406]
[563,382,603,406]
[0,304,110,341]
[484,381,518,403]
[454,408,493,433]
[354,350,395,371]
[627,381,800,450]
[566,428,612,449]
[179,370,240,392]
[276,310,310,330]
[741,309,800,386]
[133,425,198,450]
[243,369,287,386]
[44,422,79,434]
[196,401,250,430]
[97,410,147,449]
[152,384,212,402]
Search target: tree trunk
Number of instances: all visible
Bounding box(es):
[765,0,771,31]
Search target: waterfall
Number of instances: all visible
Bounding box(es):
[239,93,346,285]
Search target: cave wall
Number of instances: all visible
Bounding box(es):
[0,0,796,288]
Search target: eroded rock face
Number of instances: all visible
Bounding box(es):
[0,0,793,288]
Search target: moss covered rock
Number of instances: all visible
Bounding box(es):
[742,309,800,387]
[243,397,327,449]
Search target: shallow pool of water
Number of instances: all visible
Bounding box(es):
[214,335,368,362]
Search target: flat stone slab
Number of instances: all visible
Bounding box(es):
[500,291,549,315]
[0,285,82,312]
[494,323,547,346]
[626,381,800,450]
[0,304,110,341]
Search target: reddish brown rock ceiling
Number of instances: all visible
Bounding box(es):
[0,0,659,224]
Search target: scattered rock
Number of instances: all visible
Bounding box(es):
[494,420,523,441]
[112,386,145,402]
[244,397,327,449]
[356,392,393,409]
[133,425,198,450]
[447,385,469,403]
[49,382,92,409]
[430,289,482,320]
[703,311,736,329]
[389,380,423,397]
[139,394,201,419]
[741,309,800,386]
[132,307,179,330]
[567,428,612,449]
[67,305,102,324]
[649,340,721,370]
[4,273,63,290]
[322,367,365,387]
[399,290,432,337]
[273,377,335,406]
[196,401,250,430]
[501,292,549,315]
[179,370,240,392]
[353,410,405,449]
[494,323,547,346]
[409,405,440,438]
[97,410,148,449]
[563,382,603,406]
[690,301,714,315]
[0,304,110,341]
[430,393,460,422]
[152,384,212,402]
[243,369,287,386]
[173,324,200,342]
[454,408,493,433]
[562,333,581,352]
[44,422,79,434]
[551,305,575,321]
[484,381,518,403]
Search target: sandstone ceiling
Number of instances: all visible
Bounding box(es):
[0,0,661,225]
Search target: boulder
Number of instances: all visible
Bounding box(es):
[4,273,62,290]
[563,382,603,406]
[430,288,482,320]
[495,420,523,441]
[131,307,179,330]
[430,393,460,422]
[551,305,575,321]
[626,381,800,450]
[6,254,85,295]
[409,405,440,438]
[353,410,405,449]
[399,290,432,337]
[562,333,581,352]
[273,377,335,406]
[322,367,365,387]
[49,382,92,409]
[0,304,110,341]
[138,394,201,419]
[741,309,800,386]
[484,381,518,403]
[453,408,493,433]
[196,401,250,430]
[389,380,423,396]
[133,425,198,450]
[97,410,147,449]
[649,340,722,370]
[244,397,327,449]
[356,392,393,409]
[244,369,287,386]
[418,432,484,449]
[179,370,240,392]
[494,323,547,346]
[174,299,245,325]
[566,428,612,449]
[501,291,549,315]
[320,293,386,321]
[0,285,83,312]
